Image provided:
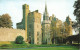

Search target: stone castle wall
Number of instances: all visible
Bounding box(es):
[0,27,26,41]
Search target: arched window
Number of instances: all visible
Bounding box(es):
[37,32,40,36]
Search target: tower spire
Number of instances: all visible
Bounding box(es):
[43,1,49,20]
[45,1,47,13]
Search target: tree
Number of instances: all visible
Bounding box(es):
[74,0,80,23]
[15,36,24,44]
[50,20,57,44]
[73,0,80,45]
[73,0,80,34]
[0,14,12,28]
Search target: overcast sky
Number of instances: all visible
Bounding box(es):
[0,0,76,29]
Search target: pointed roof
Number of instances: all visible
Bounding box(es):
[66,15,72,25]
[45,2,47,13]
[66,15,71,21]
[43,2,49,20]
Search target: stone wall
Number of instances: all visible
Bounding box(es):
[0,27,26,41]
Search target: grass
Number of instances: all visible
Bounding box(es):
[0,42,29,49]
[0,41,79,50]
[9,46,79,50]
[25,47,78,50]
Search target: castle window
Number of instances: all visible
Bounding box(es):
[37,38,39,41]
[37,37,39,44]
[37,41,39,44]
[37,32,39,36]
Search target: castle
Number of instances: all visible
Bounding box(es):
[17,3,73,44]
[17,4,42,45]
[0,3,72,45]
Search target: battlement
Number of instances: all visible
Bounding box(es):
[23,4,29,9]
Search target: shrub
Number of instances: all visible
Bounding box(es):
[15,36,24,44]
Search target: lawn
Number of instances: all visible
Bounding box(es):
[6,46,79,50]
[0,42,79,50]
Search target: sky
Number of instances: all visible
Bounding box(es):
[0,0,77,34]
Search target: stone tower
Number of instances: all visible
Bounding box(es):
[22,4,29,30]
[17,4,29,29]
[17,4,29,40]
[23,4,29,40]
[27,10,42,45]
[42,3,52,44]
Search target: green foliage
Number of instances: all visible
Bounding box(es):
[15,36,24,44]
[73,0,80,35]
[73,0,80,24]
[0,14,12,28]
[73,0,80,18]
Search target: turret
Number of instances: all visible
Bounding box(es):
[22,4,29,29]
[66,16,72,25]
[23,4,29,41]
[43,3,49,20]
